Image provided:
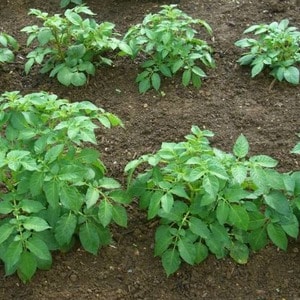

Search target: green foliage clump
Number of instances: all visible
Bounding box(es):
[60,0,83,8]
[235,19,300,85]
[0,32,19,64]
[126,126,300,276]
[123,5,215,93]
[0,91,130,282]
[21,6,126,86]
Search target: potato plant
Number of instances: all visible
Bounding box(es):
[0,91,130,282]
[21,6,130,86]
[0,32,19,64]
[123,5,215,93]
[126,126,300,276]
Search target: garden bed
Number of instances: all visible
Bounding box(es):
[0,0,299,299]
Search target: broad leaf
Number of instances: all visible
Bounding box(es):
[79,222,100,255]
[54,213,77,246]
[162,248,181,276]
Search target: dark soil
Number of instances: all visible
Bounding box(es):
[0,0,300,299]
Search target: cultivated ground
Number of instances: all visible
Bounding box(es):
[0,0,299,299]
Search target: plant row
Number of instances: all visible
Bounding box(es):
[1,4,299,92]
[0,90,299,282]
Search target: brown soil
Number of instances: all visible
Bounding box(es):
[0,0,300,299]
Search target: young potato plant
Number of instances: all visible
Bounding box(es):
[21,6,128,86]
[0,32,19,64]
[0,91,130,282]
[60,0,82,8]
[125,126,299,276]
[235,19,300,86]
[291,134,300,154]
[123,5,215,93]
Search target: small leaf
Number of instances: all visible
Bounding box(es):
[98,200,113,227]
[0,223,15,244]
[27,236,52,261]
[189,217,210,239]
[178,238,196,265]
[216,201,230,225]
[194,242,208,264]
[283,66,299,85]
[112,205,127,227]
[182,69,191,86]
[23,217,50,232]
[86,186,99,209]
[229,241,249,264]
[267,223,288,250]
[233,134,249,158]
[138,78,151,93]
[161,193,174,213]
[54,213,77,246]
[151,73,161,91]
[79,222,100,255]
[154,225,173,256]
[17,251,37,283]
[251,61,264,77]
[162,248,181,276]
[248,227,268,251]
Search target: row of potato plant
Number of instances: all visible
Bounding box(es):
[0,91,299,281]
[1,5,299,91]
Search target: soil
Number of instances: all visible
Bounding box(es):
[0,0,300,299]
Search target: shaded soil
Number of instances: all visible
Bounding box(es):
[0,0,300,299]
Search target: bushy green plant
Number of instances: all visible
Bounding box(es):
[0,32,19,64]
[60,0,83,8]
[0,91,130,282]
[123,5,215,93]
[21,6,128,86]
[125,126,299,276]
[235,19,300,85]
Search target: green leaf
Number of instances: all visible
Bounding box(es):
[216,201,230,225]
[233,134,249,158]
[79,222,100,255]
[109,190,131,204]
[29,172,44,197]
[98,177,121,189]
[194,242,209,264]
[138,78,151,93]
[283,66,299,85]
[43,180,60,208]
[20,200,45,213]
[248,227,268,251]
[85,186,99,209]
[178,238,196,265]
[251,62,264,77]
[45,144,64,164]
[118,41,133,56]
[27,236,52,261]
[0,201,14,214]
[264,191,291,216]
[112,205,127,227]
[148,191,163,219]
[267,223,288,250]
[17,251,37,283]
[159,64,172,77]
[54,213,77,246]
[60,185,83,212]
[189,217,210,239]
[0,223,15,244]
[203,174,219,198]
[4,241,23,274]
[228,205,249,230]
[172,59,184,73]
[250,155,278,167]
[154,225,173,256]
[282,215,299,238]
[182,69,191,86]
[161,193,174,213]
[229,241,249,264]
[23,217,51,232]
[162,248,181,276]
[71,72,86,86]
[57,67,72,86]
[192,66,206,77]
[98,200,112,227]
[151,73,161,91]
